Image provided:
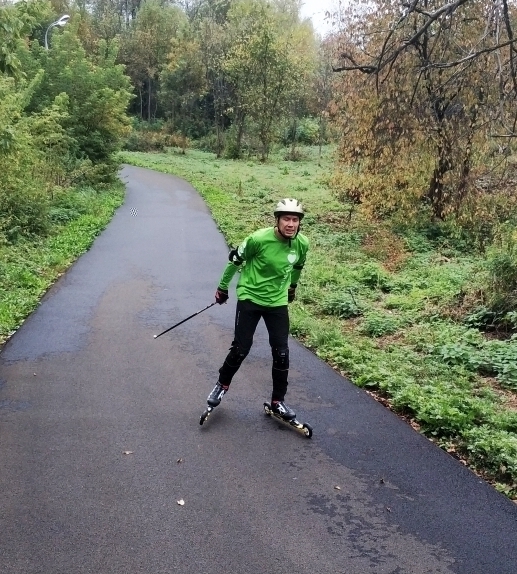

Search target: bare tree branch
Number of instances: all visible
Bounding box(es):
[334,0,473,74]
[423,38,517,69]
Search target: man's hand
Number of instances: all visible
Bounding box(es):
[288,284,297,303]
[215,288,229,304]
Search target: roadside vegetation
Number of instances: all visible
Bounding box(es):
[120,146,517,500]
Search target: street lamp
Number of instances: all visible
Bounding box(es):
[44,14,70,50]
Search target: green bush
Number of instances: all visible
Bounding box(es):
[0,173,49,241]
[281,117,321,146]
[124,130,167,152]
[320,290,365,319]
[358,311,400,337]
[431,336,517,390]
[479,338,517,390]
[23,35,132,176]
[478,224,517,318]
[357,261,393,291]
[462,426,517,491]
[398,386,494,436]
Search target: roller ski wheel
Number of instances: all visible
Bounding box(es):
[200,383,229,426]
[199,406,213,425]
[263,402,313,439]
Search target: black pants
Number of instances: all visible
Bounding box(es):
[218,300,290,402]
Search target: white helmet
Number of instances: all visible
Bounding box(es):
[274,198,304,219]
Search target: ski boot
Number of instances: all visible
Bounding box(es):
[199,382,229,425]
[263,401,313,438]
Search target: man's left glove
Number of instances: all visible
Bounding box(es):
[288,284,297,303]
[215,288,229,304]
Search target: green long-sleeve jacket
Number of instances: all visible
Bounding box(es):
[218,227,309,307]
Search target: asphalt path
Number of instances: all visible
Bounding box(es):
[1,164,516,574]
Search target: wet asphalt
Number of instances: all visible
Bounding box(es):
[0,164,516,574]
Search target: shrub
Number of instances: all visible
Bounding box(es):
[358,311,400,337]
[124,130,167,152]
[281,117,321,146]
[430,336,517,390]
[481,224,517,314]
[462,425,517,489]
[320,290,365,319]
[358,261,393,291]
[0,181,49,241]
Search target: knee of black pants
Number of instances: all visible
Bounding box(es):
[272,347,289,371]
[218,342,249,385]
[225,342,249,368]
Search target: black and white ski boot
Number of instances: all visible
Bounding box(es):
[200,382,229,425]
[263,401,313,438]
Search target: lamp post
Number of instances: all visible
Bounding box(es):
[44,14,70,50]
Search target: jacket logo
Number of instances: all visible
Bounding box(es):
[287,253,297,264]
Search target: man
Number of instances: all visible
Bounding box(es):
[207,198,309,420]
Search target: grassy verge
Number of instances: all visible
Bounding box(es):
[0,183,125,346]
[120,146,517,500]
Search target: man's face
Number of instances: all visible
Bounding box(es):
[278,214,300,237]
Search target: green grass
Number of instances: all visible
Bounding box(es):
[120,145,517,499]
[0,183,125,345]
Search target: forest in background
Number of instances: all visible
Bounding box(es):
[3,0,517,496]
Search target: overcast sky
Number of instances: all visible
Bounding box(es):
[299,0,339,37]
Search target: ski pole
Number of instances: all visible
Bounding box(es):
[154,301,217,339]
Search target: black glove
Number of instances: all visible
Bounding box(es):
[215,288,229,305]
[288,284,297,303]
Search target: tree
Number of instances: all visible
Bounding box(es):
[224,0,316,160]
[119,0,186,121]
[331,0,517,228]
[312,40,334,156]
[21,23,133,178]
[0,73,56,240]
[194,7,230,156]
[159,26,207,145]
[0,0,49,78]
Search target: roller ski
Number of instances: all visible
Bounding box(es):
[199,382,229,425]
[263,401,313,438]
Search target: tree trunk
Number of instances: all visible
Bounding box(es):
[148,77,152,123]
[214,91,224,158]
[236,119,244,159]
[290,116,298,160]
[427,138,452,220]
[318,114,325,161]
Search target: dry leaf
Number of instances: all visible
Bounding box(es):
[177,499,185,506]
[177,458,184,464]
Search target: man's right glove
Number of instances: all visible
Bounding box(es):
[215,288,229,304]
[288,284,297,303]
